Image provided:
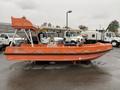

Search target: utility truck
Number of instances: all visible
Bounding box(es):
[81,30,120,47]
[38,30,85,45]
[63,31,85,45]
[38,32,63,44]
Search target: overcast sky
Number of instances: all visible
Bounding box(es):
[0,0,120,29]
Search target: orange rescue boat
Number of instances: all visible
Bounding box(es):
[5,43,112,61]
[4,17,112,61]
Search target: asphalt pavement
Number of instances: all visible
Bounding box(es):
[0,48,120,90]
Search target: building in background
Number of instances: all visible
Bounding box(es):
[0,23,13,33]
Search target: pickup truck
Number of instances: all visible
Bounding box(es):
[0,33,24,47]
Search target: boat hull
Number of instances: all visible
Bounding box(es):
[4,43,112,61]
[5,53,105,61]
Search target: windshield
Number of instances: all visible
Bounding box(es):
[106,32,116,37]
[66,31,80,37]
[111,33,116,37]
[47,32,58,37]
[41,32,58,38]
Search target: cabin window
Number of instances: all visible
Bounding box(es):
[92,34,95,38]
[106,33,111,37]
[66,32,71,37]
[0,34,8,38]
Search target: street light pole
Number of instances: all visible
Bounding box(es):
[66,10,72,30]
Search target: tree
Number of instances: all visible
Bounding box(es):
[56,25,60,28]
[41,22,47,27]
[106,20,119,35]
[48,23,52,27]
[78,25,88,31]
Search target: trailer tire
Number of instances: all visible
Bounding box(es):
[111,41,119,47]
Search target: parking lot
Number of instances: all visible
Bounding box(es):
[0,48,120,90]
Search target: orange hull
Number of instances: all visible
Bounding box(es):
[4,43,112,61]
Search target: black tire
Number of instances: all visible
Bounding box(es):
[63,38,66,41]
[80,61,92,65]
[111,41,119,47]
[80,61,92,67]
[71,41,77,45]
[0,45,4,51]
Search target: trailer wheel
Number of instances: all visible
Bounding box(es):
[80,61,92,67]
[111,41,118,47]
